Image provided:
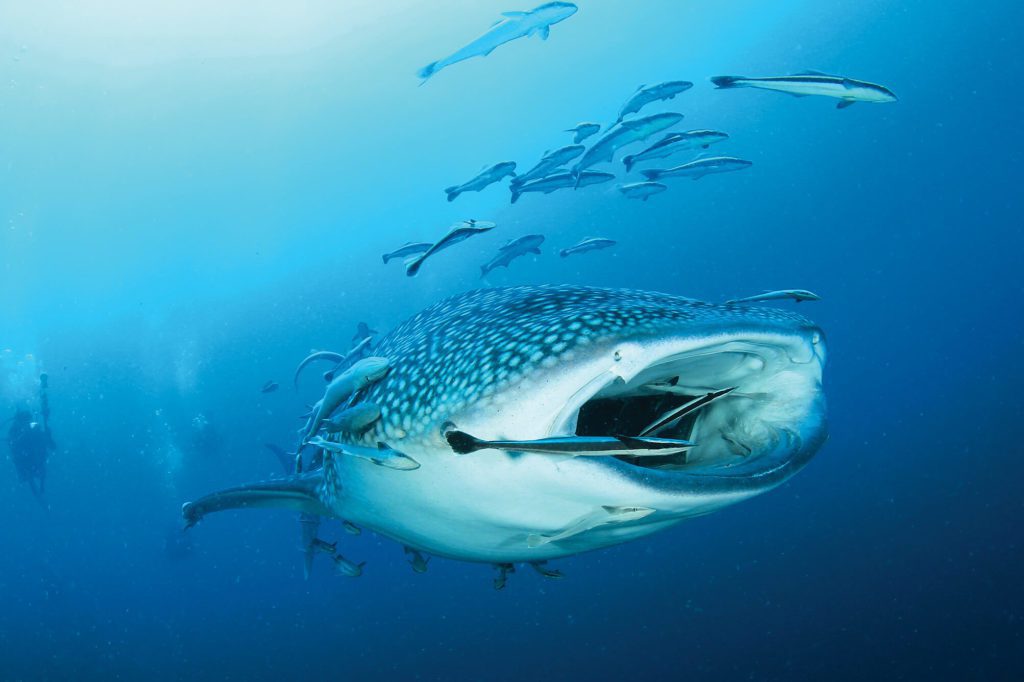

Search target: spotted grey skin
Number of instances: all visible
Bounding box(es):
[185,284,827,566]
[350,285,813,446]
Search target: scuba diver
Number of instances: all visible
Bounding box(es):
[7,374,55,498]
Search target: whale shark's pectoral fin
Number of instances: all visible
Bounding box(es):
[182,473,328,529]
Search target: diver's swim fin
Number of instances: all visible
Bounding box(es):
[182,473,329,529]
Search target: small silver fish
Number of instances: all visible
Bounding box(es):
[480,234,544,277]
[510,171,614,204]
[617,182,667,202]
[527,506,655,547]
[444,162,517,202]
[333,554,365,577]
[308,436,420,471]
[529,561,565,579]
[564,121,600,144]
[323,402,382,435]
[711,72,896,109]
[405,220,498,277]
[323,336,375,382]
[312,538,337,555]
[641,156,751,181]
[726,289,821,304]
[512,145,585,187]
[304,357,390,441]
[622,130,729,172]
[382,242,431,265]
[418,3,578,83]
[573,112,684,176]
[444,428,693,457]
[404,547,431,574]
[616,81,693,122]
[559,237,616,258]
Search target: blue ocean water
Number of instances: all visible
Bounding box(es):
[1,1,1022,679]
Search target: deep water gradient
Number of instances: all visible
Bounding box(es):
[1,1,1022,680]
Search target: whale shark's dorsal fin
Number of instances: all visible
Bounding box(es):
[182,473,328,529]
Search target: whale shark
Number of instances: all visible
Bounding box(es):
[183,285,827,565]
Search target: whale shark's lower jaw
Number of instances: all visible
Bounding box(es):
[337,326,827,564]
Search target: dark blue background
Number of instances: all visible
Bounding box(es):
[1,1,1021,679]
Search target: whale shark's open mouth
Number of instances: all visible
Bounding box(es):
[556,333,826,477]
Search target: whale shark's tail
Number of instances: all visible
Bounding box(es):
[182,473,328,529]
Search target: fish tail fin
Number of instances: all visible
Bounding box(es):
[417,61,439,83]
[710,75,743,89]
[444,428,484,455]
[559,249,569,258]
[623,155,635,172]
[444,186,460,202]
[182,474,327,530]
[573,171,582,189]
[382,253,391,264]
[640,169,661,180]
[405,253,426,277]
[510,187,521,204]
[480,265,488,278]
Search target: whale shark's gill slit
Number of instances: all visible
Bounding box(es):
[575,390,700,470]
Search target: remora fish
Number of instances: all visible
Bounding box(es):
[308,436,421,471]
[333,554,365,577]
[622,130,729,172]
[324,402,382,435]
[527,505,655,547]
[405,219,498,277]
[510,171,614,204]
[445,162,517,202]
[572,112,684,177]
[382,242,432,265]
[618,182,667,202]
[445,429,694,457]
[512,145,585,187]
[559,237,616,258]
[261,380,279,393]
[323,336,374,383]
[304,357,390,441]
[405,547,431,573]
[616,81,694,122]
[184,285,828,565]
[417,2,579,83]
[565,122,600,144]
[710,72,897,109]
[641,156,752,181]
[727,289,821,304]
[480,234,545,277]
